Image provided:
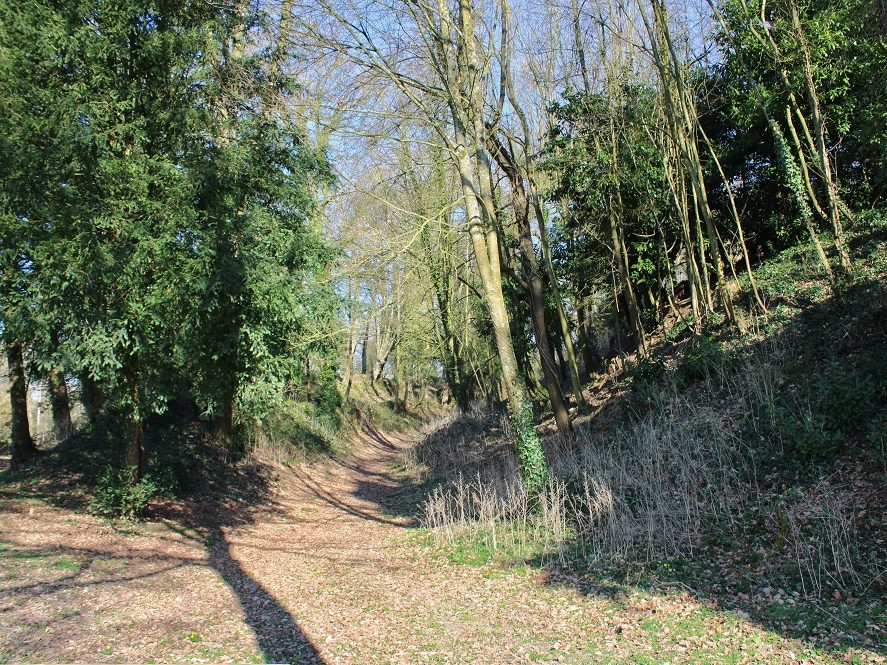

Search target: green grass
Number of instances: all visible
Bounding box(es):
[52,557,79,572]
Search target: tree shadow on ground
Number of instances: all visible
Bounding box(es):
[284,462,413,527]
[0,415,327,664]
[205,523,323,664]
[155,456,327,664]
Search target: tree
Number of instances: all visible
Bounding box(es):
[0,0,337,478]
[299,0,550,490]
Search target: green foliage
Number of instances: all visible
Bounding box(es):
[771,125,813,243]
[544,86,672,317]
[715,0,887,205]
[0,0,338,476]
[758,364,877,463]
[90,466,159,520]
[766,400,837,461]
[675,337,739,388]
[630,352,669,386]
[626,353,670,415]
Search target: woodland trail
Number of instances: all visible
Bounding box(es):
[0,426,863,664]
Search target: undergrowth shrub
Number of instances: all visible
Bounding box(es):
[626,353,669,416]
[756,364,877,462]
[674,336,738,387]
[630,352,668,384]
[627,338,743,415]
[90,466,159,520]
[766,399,837,461]
[817,366,875,437]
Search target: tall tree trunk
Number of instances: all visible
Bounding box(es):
[427,0,548,492]
[6,341,37,469]
[711,0,847,281]
[47,367,72,441]
[421,216,470,411]
[519,212,573,432]
[79,371,104,425]
[454,126,548,489]
[496,0,586,408]
[772,124,836,283]
[609,194,647,354]
[643,0,736,324]
[596,116,647,353]
[213,396,235,456]
[696,120,766,313]
[664,147,702,322]
[487,133,572,433]
[360,324,369,375]
[552,331,569,386]
[532,196,586,407]
[127,416,146,481]
[124,367,146,480]
[576,299,599,378]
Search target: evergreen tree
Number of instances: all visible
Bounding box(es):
[0,1,337,476]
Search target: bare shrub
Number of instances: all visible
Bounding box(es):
[772,483,863,596]
[422,395,748,564]
[569,398,747,562]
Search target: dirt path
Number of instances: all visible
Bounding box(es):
[0,427,869,664]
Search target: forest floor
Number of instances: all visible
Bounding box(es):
[2,422,883,664]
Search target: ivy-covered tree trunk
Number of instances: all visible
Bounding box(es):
[6,340,37,469]
[787,0,852,277]
[455,139,549,494]
[79,372,104,426]
[533,197,586,407]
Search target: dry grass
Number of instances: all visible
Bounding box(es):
[422,395,747,565]
[417,342,882,598]
[773,482,863,596]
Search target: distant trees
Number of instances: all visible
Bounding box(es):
[286,0,884,489]
[296,0,553,490]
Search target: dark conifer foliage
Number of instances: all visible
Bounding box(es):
[0,1,338,472]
